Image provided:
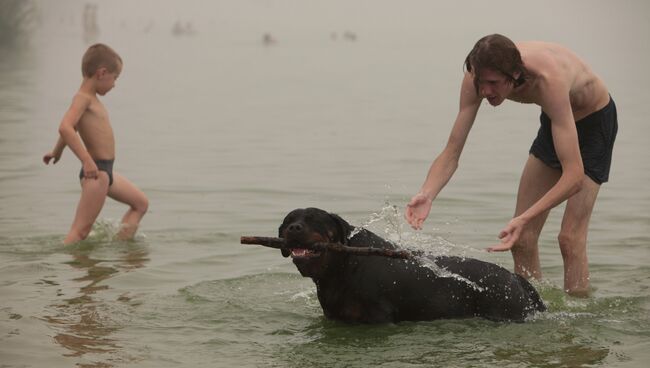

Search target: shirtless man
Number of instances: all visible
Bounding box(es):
[43,43,148,244]
[405,34,617,296]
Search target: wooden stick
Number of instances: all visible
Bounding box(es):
[240,236,416,259]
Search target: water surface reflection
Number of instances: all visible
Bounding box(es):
[43,238,149,366]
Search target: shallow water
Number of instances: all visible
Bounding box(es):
[1,1,649,367]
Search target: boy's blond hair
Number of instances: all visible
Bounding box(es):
[81,43,122,78]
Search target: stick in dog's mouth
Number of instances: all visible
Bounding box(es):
[240,236,415,259]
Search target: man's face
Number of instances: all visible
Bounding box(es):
[476,68,514,106]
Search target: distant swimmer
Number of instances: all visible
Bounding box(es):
[43,44,148,244]
[172,21,196,36]
[262,33,276,46]
[343,31,357,41]
[406,34,617,297]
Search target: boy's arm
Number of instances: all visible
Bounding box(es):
[43,135,66,164]
[57,94,98,177]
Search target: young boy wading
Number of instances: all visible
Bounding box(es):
[43,43,148,244]
[406,34,617,296]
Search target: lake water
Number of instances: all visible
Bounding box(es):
[1,0,649,367]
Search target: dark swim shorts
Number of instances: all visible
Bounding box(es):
[529,97,618,184]
[79,159,114,186]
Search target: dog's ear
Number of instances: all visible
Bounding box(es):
[329,213,352,244]
[278,223,291,257]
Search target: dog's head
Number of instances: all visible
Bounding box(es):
[278,207,352,279]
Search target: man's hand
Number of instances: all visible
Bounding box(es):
[43,151,61,165]
[487,216,526,252]
[405,193,433,230]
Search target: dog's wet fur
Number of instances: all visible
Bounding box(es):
[279,207,546,323]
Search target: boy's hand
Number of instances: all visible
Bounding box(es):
[82,159,99,180]
[43,152,61,165]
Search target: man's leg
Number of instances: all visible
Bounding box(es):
[108,173,148,240]
[559,176,600,297]
[64,173,110,244]
[511,155,562,279]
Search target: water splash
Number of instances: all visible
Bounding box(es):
[349,202,485,292]
[89,219,122,241]
[84,219,147,244]
[348,201,403,243]
[350,201,479,256]
[416,256,486,293]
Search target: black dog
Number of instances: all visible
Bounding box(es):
[279,207,546,323]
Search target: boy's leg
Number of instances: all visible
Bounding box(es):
[511,155,562,279]
[64,173,110,244]
[558,176,600,297]
[108,172,148,240]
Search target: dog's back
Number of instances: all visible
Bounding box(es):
[341,229,546,322]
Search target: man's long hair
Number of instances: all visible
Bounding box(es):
[464,34,528,93]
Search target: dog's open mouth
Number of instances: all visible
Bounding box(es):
[290,248,320,258]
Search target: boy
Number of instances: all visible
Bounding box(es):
[406,34,617,296]
[43,43,148,245]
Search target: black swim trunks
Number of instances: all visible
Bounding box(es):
[79,159,114,186]
[529,97,618,184]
